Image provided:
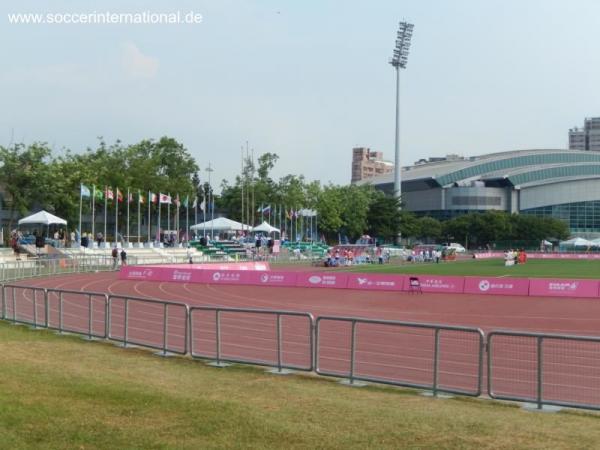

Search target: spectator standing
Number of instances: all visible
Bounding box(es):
[120,249,127,266]
[112,246,119,269]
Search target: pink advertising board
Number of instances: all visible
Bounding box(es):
[296,272,350,289]
[528,253,600,260]
[346,273,404,291]
[528,278,600,298]
[464,277,530,296]
[246,271,298,287]
[200,270,252,285]
[406,275,465,293]
[118,266,204,283]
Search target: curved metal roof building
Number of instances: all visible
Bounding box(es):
[357,149,600,235]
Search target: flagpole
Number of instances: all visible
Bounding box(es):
[126,188,130,244]
[203,191,206,239]
[138,191,141,244]
[158,194,161,245]
[167,193,171,236]
[186,198,189,245]
[194,197,198,239]
[115,188,119,246]
[78,184,83,239]
[241,146,244,235]
[147,191,151,245]
[104,186,107,247]
[91,186,96,245]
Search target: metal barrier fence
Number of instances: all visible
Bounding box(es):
[0,255,114,282]
[488,330,600,411]
[107,295,189,355]
[2,284,108,339]
[8,277,600,412]
[316,316,484,396]
[189,306,314,372]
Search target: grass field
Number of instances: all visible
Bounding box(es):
[2,322,600,449]
[343,258,600,279]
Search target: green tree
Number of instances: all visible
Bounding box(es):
[415,216,442,241]
[366,192,402,242]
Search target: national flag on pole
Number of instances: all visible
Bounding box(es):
[262,205,271,215]
[150,192,158,204]
[183,196,189,208]
[80,184,91,198]
[192,197,198,208]
[200,199,206,211]
[94,186,103,201]
[138,192,145,204]
[128,192,133,203]
[117,189,124,202]
[159,193,172,204]
[174,195,181,207]
[257,204,263,213]
[105,187,114,200]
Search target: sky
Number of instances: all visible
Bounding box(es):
[1,0,599,191]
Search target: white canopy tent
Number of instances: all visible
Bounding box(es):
[18,210,67,226]
[559,237,598,248]
[190,217,252,233]
[252,221,280,234]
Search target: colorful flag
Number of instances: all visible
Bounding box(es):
[150,192,158,204]
[117,189,123,202]
[138,192,145,204]
[105,187,114,200]
[286,210,291,220]
[192,197,198,208]
[159,193,171,204]
[257,205,263,213]
[80,184,91,198]
[183,196,189,208]
[200,199,206,211]
[262,205,271,215]
[128,192,133,203]
[94,187,103,201]
[174,195,181,207]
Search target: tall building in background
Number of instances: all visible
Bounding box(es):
[351,147,394,183]
[569,117,600,151]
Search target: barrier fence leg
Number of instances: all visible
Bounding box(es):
[31,290,38,329]
[82,294,95,341]
[11,287,18,325]
[268,314,292,375]
[208,310,229,367]
[155,303,174,357]
[340,320,365,386]
[115,299,130,348]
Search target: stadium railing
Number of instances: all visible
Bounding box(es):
[488,330,600,411]
[107,294,189,356]
[7,277,600,412]
[315,316,484,397]
[1,284,108,339]
[189,306,315,372]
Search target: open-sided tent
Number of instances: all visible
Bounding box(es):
[18,210,67,226]
[252,221,280,234]
[190,217,251,232]
[559,237,597,248]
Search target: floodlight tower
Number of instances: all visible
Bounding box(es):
[389,21,414,201]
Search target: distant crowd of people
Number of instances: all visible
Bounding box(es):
[504,249,527,266]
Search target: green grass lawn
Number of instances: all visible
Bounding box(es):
[342,258,600,279]
[2,321,600,449]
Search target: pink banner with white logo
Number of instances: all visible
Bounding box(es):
[296,272,350,289]
[404,275,465,293]
[464,277,530,296]
[200,270,252,285]
[528,253,600,260]
[119,266,203,283]
[246,271,298,287]
[529,278,600,298]
[346,273,404,291]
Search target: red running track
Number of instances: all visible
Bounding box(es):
[6,272,600,406]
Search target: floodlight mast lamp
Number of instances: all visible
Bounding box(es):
[389,21,414,202]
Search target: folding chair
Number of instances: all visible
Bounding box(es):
[408,276,422,294]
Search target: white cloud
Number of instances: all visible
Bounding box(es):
[121,42,159,79]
